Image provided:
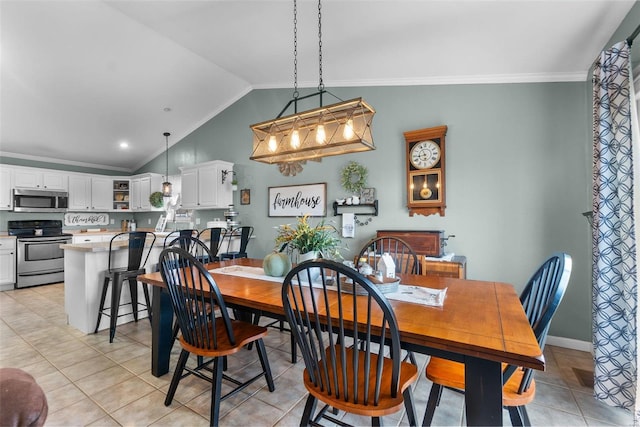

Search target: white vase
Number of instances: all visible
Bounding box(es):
[298,251,321,283]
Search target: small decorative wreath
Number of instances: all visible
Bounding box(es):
[149,191,164,208]
[341,161,368,194]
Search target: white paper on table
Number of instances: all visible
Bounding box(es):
[342,213,355,238]
[386,286,447,307]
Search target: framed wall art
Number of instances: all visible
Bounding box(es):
[240,189,251,205]
[360,187,376,204]
[268,183,327,217]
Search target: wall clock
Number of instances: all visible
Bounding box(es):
[404,125,448,217]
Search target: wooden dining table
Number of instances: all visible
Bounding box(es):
[138,257,544,426]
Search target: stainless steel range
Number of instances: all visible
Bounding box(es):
[8,220,72,288]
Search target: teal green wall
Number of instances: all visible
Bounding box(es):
[135,81,592,341]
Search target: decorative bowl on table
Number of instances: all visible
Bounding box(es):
[340,275,399,295]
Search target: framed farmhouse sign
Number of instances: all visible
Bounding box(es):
[268,183,327,217]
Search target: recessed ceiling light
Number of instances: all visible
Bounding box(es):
[119,141,129,149]
[163,107,172,112]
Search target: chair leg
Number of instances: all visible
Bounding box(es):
[255,339,275,392]
[210,356,224,427]
[165,349,189,406]
[95,276,110,333]
[508,405,530,427]
[372,416,381,426]
[402,387,417,426]
[109,275,125,343]
[128,278,139,322]
[422,383,443,427]
[301,395,318,426]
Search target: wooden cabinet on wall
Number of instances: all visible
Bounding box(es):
[180,160,233,209]
[376,230,466,279]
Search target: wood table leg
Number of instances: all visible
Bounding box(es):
[151,286,173,377]
[464,356,503,426]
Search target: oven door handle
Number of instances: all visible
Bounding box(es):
[20,238,71,244]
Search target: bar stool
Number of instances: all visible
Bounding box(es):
[95,231,156,342]
[197,227,227,261]
[219,226,253,260]
[163,229,197,248]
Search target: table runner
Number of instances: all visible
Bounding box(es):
[210,265,446,307]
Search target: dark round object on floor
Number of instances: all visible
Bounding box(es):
[0,368,48,427]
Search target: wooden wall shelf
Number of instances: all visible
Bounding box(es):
[333,200,378,217]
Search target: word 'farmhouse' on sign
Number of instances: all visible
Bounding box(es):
[268,183,327,217]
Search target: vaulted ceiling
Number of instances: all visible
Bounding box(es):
[1,1,635,172]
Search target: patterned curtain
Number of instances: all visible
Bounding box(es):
[592,40,639,417]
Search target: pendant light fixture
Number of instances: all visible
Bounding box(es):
[162,132,172,197]
[249,0,375,169]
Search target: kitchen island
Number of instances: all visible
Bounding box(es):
[60,231,248,334]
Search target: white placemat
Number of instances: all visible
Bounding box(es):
[210,266,447,307]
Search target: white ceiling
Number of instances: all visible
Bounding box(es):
[1,0,635,172]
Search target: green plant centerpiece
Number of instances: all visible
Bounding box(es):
[341,161,368,194]
[274,214,342,260]
[149,191,164,208]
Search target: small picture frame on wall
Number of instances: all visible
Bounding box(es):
[240,189,251,205]
[361,188,376,204]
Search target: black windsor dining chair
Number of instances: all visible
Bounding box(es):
[164,235,216,352]
[422,252,572,427]
[356,236,421,365]
[95,231,156,343]
[356,236,420,275]
[282,259,419,426]
[159,247,275,427]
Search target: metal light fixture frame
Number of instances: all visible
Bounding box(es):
[249,0,376,166]
[162,132,172,197]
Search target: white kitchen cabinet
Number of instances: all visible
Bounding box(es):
[0,238,16,289]
[68,175,92,210]
[0,166,12,210]
[91,177,112,211]
[180,160,233,210]
[130,173,163,211]
[68,174,112,211]
[13,168,67,190]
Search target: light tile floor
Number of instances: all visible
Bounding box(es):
[0,283,634,426]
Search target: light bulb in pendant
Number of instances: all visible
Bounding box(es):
[290,130,300,149]
[343,119,354,140]
[316,124,326,144]
[268,135,277,152]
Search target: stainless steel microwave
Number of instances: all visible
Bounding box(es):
[13,189,69,212]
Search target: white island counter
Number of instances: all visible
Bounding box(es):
[61,233,248,334]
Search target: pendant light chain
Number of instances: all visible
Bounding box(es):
[292,0,299,102]
[317,0,324,92]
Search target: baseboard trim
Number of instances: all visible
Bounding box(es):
[547,335,592,353]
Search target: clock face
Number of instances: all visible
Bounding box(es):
[410,140,441,169]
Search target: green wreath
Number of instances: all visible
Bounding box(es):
[341,161,368,194]
[149,191,164,208]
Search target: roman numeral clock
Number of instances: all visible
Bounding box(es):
[404,125,448,217]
